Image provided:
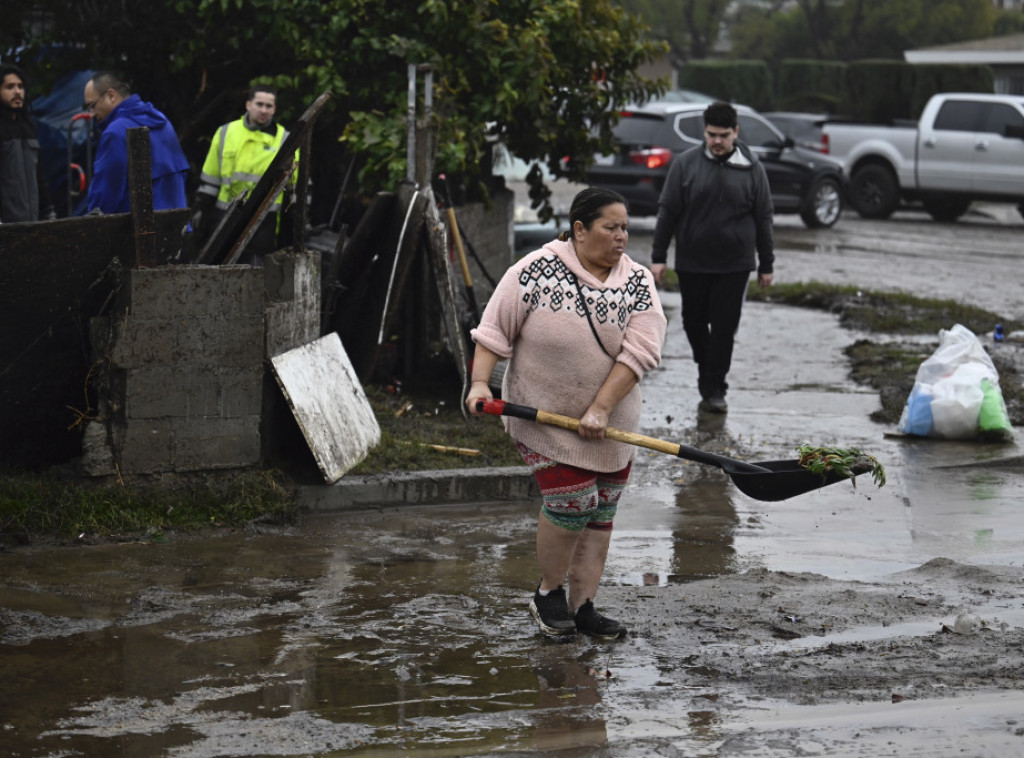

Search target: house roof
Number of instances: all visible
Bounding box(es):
[905,34,1024,64]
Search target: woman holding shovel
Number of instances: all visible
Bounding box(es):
[466,187,666,639]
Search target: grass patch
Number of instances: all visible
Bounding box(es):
[843,339,931,423]
[0,469,297,546]
[349,384,522,474]
[747,280,1021,336]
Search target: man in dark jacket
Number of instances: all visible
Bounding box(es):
[650,101,774,414]
[0,63,54,223]
[83,71,189,214]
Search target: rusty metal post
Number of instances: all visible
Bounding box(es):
[414,65,435,187]
[127,127,156,267]
[406,63,417,185]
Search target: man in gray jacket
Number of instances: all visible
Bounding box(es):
[0,63,54,223]
[649,101,774,414]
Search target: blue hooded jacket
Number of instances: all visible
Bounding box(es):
[87,94,189,214]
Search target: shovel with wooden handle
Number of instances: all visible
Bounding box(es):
[477,399,872,502]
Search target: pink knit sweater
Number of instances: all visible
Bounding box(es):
[471,239,666,471]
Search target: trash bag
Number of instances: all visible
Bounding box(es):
[897,324,1014,441]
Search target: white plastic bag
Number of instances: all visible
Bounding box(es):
[929,362,987,438]
[897,324,1013,441]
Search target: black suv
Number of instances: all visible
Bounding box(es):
[586,102,845,228]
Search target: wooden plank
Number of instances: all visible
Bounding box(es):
[270,333,381,483]
[421,186,470,413]
[333,186,415,381]
[126,127,156,267]
[223,158,296,264]
[378,188,430,345]
[192,194,245,265]
[332,191,396,287]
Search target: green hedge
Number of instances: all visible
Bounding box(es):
[909,64,995,116]
[842,60,919,122]
[678,60,773,111]
[776,60,847,113]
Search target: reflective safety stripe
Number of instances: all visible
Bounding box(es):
[225,171,264,184]
[215,198,282,212]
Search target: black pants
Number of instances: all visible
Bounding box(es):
[677,271,751,399]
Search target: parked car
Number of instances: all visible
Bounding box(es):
[647,88,718,105]
[821,92,1024,221]
[763,111,830,153]
[585,101,846,228]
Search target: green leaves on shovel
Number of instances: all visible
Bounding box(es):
[797,444,886,488]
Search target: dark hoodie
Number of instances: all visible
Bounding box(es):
[651,140,774,275]
[87,94,189,214]
[0,89,52,223]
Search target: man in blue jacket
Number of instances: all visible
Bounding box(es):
[83,71,189,214]
[650,101,774,414]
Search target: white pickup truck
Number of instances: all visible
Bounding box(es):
[821,93,1024,221]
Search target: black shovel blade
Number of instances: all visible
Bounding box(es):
[729,460,866,502]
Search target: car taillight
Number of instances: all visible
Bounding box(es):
[628,147,673,170]
[821,133,830,154]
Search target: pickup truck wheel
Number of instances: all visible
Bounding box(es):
[849,165,898,219]
[922,196,970,222]
[800,176,843,228]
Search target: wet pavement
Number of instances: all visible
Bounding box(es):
[3,201,1024,756]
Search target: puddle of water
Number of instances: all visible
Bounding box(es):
[4,483,1024,756]
[609,476,744,587]
[0,505,634,756]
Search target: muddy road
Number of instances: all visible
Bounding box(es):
[3,202,1024,757]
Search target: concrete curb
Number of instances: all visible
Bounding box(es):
[298,466,539,512]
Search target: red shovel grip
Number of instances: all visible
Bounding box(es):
[476,399,506,416]
[476,399,542,422]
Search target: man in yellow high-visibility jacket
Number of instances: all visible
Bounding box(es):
[194,83,292,263]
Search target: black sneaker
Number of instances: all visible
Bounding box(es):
[574,599,627,639]
[698,395,728,414]
[529,585,576,636]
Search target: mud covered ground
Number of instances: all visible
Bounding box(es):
[4,206,1024,755]
[4,505,1024,756]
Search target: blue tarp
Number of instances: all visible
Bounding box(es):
[30,69,96,217]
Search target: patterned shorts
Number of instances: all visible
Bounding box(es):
[516,441,632,533]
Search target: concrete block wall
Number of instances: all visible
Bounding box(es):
[264,250,321,358]
[82,252,321,476]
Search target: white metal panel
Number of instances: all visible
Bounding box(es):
[271,332,381,483]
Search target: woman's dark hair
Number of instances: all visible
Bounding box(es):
[557,187,628,241]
